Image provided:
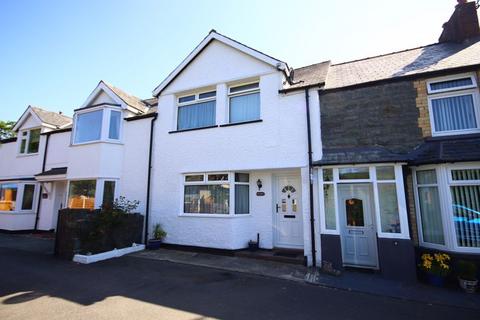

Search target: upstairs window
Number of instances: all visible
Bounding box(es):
[19,128,40,154]
[228,82,260,123]
[177,91,216,131]
[427,74,480,136]
[73,108,121,144]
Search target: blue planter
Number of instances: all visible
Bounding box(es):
[427,274,445,287]
[146,240,163,250]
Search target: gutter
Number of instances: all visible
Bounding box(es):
[34,132,50,230]
[144,113,158,244]
[304,88,317,267]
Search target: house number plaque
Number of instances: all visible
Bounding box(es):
[256,192,265,196]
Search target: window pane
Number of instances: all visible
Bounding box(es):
[207,174,228,181]
[229,92,260,123]
[376,166,395,180]
[178,95,195,103]
[339,167,369,180]
[74,110,103,143]
[68,180,96,209]
[235,184,249,214]
[230,83,259,93]
[345,198,364,227]
[20,138,26,154]
[177,101,215,130]
[27,129,40,153]
[451,185,480,248]
[452,169,480,181]
[430,78,473,91]
[185,175,204,182]
[21,184,35,210]
[0,183,17,211]
[378,183,401,233]
[417,170,437,185]
[184,184,229,214]
[431,95,477,132]
[102,181,115,207]
[418,186,445,245]
[323,184,336,230]
[323,169,333,182]
[199,91,216,99]
[108,111,121,139]
[235,173,249,183]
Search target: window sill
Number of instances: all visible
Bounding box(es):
[169,125,218,134]
[17,153,39,158]
[70,140,124,147]
[0,211,35,215]
[432,129,480,137]
[219,119,263,127]
[179,213,252,218]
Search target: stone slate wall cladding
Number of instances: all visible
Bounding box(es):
[55,209,144,259]
[320,81,423,154]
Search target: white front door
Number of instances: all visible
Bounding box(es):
[274,176,303,249]
[338,184,378,269]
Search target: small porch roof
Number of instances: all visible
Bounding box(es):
[35,167,67,181]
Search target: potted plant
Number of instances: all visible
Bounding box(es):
[456,260,478,293]
[419,253,451,287]
[147,223,166,250]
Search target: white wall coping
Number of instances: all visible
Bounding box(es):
[72,243,145,264]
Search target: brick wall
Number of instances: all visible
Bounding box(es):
[405,169,418,245]
[413,79,431,138]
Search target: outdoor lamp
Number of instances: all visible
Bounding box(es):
[256,179,262,190]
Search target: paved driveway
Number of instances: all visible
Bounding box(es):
[0,235,479,320]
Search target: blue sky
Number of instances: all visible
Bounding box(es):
[0,0,458,120]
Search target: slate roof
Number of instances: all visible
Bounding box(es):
[409,134,480,165]
[31,106,72,128]
[35,167,68,177]
[314,146,409,166]
[282,61,331,91]
[102,81,149,113]
[324,37,480,90]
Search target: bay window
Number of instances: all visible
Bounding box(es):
[414,165,480,253]
[177,91,216,130]
[0,182,38,213]
[427,74,480,136]
[228,82,260,123]
[18,128,41,154]
[183,172,250,215]
[73,108,122,144]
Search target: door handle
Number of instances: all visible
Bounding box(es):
[276,204,280,213]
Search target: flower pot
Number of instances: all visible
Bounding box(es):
[248,241,259,252]
[146,239,163,250]
[458,278,478,293]
[427,274,446,287]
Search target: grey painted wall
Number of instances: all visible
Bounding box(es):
[377,238,417,283]
[319,81,423,154]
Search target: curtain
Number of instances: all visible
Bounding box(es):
[432,95,477,132]
[229,92,260,123]
[109,111,121,139]
[378,183,400,233]
[451,185,480,248]
[430,78,473,91]
[184,184,229,214]
[177,101,215,130]
[75,110,103,143]
[418,186,445,245]
[235,184,249,214]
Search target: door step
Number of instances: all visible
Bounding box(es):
[235,249,305,265]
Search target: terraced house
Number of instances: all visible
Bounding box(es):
[0,1,479,281]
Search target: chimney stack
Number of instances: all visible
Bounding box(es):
[439,1,480,43]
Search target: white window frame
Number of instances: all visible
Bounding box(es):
[413,163,480,254]
[175,89,217,131]
[227,81,260,124]
[72,107,123,145]
[180,172,251,217]
[0,181,39,214]
[317,164,410,239]
[426,73,480,137]
[66,178,119,209]
[17,127,41,156]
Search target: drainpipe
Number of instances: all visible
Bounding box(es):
[144,113,158,244]
[34,132,50,230]
[304,88,317,268]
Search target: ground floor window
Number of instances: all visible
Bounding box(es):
[0,182,38,212]
[68,179,118,210]
[414,164,480,252]
[183,172,250,215]
[318,164,409,239]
